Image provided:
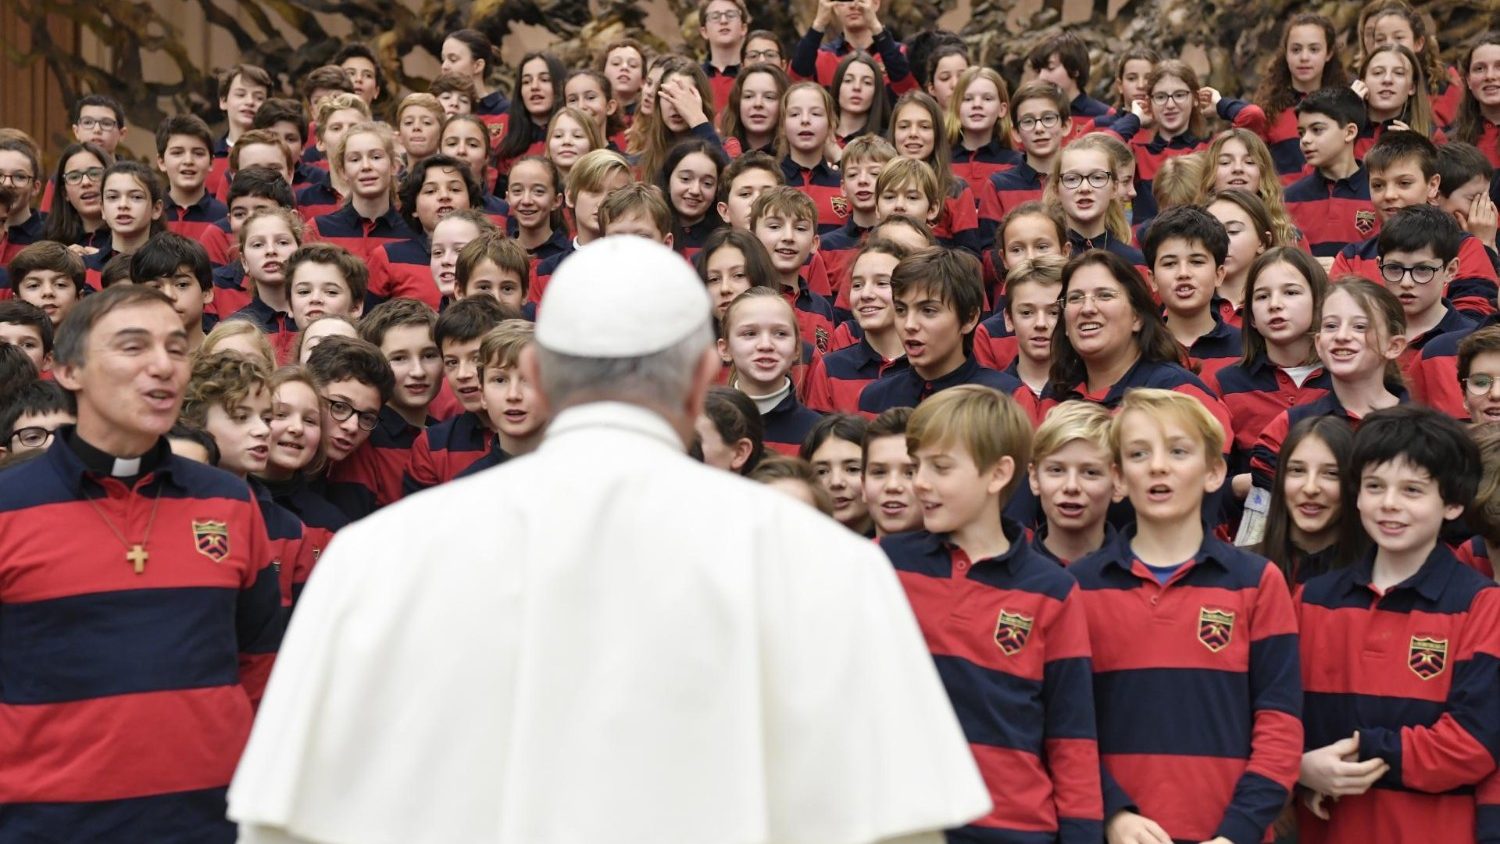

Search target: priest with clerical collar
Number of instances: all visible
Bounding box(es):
[229,236,990,844]
[0,283,284,841]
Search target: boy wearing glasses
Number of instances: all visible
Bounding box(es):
[1368,206,1475,387]
[309,335,396,521]
[1332,131,1499,320]
[699,0,749,113]
[39,95,129,214]
[988,81,1072,219]
[0,380,74,459]
[1453,327,1500,424]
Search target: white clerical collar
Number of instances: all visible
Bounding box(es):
[112,456,142,477]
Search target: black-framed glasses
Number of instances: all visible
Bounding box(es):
[1465,374,1500,395]
[62,167,104,185]
[0,173,34,186]
[75,117,119,130]
[11,426,58,449]
[744,49,782,63]
[704,10,742,22]
[1059,170,1113,190]
[321,396,379,431]
[1017,113,1062,131]
[1151,90,1193,106]
[1378,260,1442,285]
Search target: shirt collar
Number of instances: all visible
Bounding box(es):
[1346,543,1458,603]
[52,425,175,487]
[1098,523,1232,575]
[942,519,1027,573]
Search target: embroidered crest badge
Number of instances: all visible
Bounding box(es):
[1198,607,1235,652]
[1354,209,1377,236]
[830,195,850,219]
[193,520,230,563]
[994,610,1034,655]
[1409,636,1448,680]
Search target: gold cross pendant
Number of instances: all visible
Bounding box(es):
[126,544,149,575]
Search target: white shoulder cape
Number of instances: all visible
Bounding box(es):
[228,403,989,844]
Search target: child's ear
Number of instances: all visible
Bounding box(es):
[986,455,1016,497]
[151,199,164,221]
[1214,261,1227,287]
[1445,501,1465,523]
[1384,331,1409,361]
[1028,463,1041,497]
[1110,465,1127,503]
[349,300,363,320]
[156,157,168,174]
[716,200,729,221]
[662,232,674,249]
[1341,121,1359,147]
[40,352,53,374]
[605,98,619,117]
[1444,256,1461,282]
[1002,308,1015,334]
[1425,173,1441,203]
[924,204,941,224]
[1202,454,1228,495]
[717,336,731,364]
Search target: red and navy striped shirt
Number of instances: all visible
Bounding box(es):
[1205,355,1330,475]
[803,335,908,414]
[883,525,1104,843]
[227,298,299,365]
[761,388,823,455]
[367,235,437,310]
[327,405,427,510]
[206,263,253,322]
[788,29,917,95]
[162,192,228,241]
[0,434,283,841]
[305,204,416,267]
[260,473,348,606]
[401,410,493,496]
[951,139,1023,197]
[1297,545,1500,844]
[1410,319,1491,419]
[0,212,47,267]
[1062,94,1119,145]
[1041,358,1233,454]
[988,160,1046,221]
[857,355,1022,418]
[973,315,1018,371]
[1071,528,1303,844]
[294,182,342,221]
[1285,166,1379,258]
[1249,385,1409,491]
[779,156,848,236]
[1180,314,1244,384]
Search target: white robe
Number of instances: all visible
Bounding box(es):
[228,402,989,844]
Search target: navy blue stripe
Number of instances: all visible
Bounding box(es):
[1248,632,1302,716]
[1217,770,1290,844]
[946,825,1066,843]
[1303,691,1447,752]
[0,588,243,704]
[237,563,285,656]
[934,655,1045,755]
[0,787,233,843]
[1043,655,1098,741]
[1095,667,1252,757]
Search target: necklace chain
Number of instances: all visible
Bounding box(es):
[82,477,165,574]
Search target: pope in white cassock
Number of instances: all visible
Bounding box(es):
[228,236,990,844]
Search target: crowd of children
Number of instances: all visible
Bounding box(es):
[6,0,1500,840]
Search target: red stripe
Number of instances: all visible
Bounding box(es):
[1102,752,1247,841]
[0,687,251,802]
[1083,580,1269,673]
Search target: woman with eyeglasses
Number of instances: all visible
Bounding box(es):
[1121,59,1266,228]
[40,141,113,250]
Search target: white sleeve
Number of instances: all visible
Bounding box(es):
[237,824,321,844]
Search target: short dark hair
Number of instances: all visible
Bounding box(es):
[301,65,356,102]
[154,114,214,158]
[304,335,395,404]
[1366,129,1439,181]
[1026,31,1090,88]
[285,243,369,304]
[1437,142,1496,198]
[0,380,74,442]
[889,247,986,350]
[434,296,509,350]
[799,413,869,462]
[70,94,124,126]
[1378,204,1463,264]
[1142,205,1230,267]
[862,406,913,464]
[1459,325,1500,385]
[227,166,295,208]
[1295,86,1366,133]
[9,241,85,294]
[218,63,273,98]
[695,385,763,475]
[131,232,213,291]
[0,300,54,354]
[358,297,437,348]
[252,98,310,146]
[52,285,175,369]
[1351,404,1480,509]
[0,343,37,399]
[100,253,134,288]
[397,154,484,233]
[167,421,220,466]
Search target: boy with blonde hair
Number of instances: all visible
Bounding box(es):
[1028,400,1119,565]
[882,384,1103,841]
[1069,388,1301,844]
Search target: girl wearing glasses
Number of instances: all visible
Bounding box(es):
[1207,248,1330,497]
[40,142,112,250]
[1126,60,1265,227]
[1250,278,1408,492]
[1043,133,1143,267]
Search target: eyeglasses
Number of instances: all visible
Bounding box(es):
[1378,260,1443,285]
[321,396,380,431]
[1017,112,1062,131]
[0,173,34,186]
[11,426,58,449]
[1151,90,1193,106]
[704,10,742,22]
[744,49,782,63]
[75,117,119,130]
[1465,374,1500,395]
[1061,288,1122,308]
[62,167,105,185]
[1059,170,1113,190]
